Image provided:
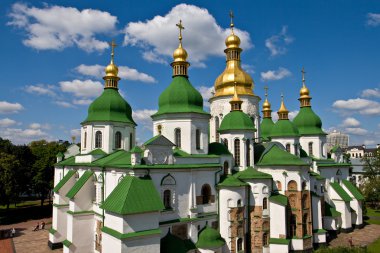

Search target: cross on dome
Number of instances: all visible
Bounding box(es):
[176,20,185,45]
[109,40,117,63]
[229,10,235,33]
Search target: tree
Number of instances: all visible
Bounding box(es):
[29,140,66,206]
[0,152,21,210]
[361,148,380,208]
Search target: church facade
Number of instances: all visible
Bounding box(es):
[48,20,364,253]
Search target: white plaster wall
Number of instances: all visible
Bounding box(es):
[51,206,69,243]
[122,235,161,253]
[318,167,349,183]
[313,233,326,244]
[102,232,122,253]
[245,179,271,208]
[259,167,309,192]
[290,239,304,251]
[299,135,327,159]
[71,177,95,212]
[312,195,323,233]
[269,136,300,156]
[269,202,287,238]
[124,212,160,234]
[323,217,336,230]
[104,212,124,232]
[66,214,94,253]
[341,185,363,226]
[270,244,289,253]
[333,201,351,229]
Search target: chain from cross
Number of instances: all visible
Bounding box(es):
[109,40,117,62]
[229,10,235,31]
[176,20,185,42]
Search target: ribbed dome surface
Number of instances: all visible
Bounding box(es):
[293,107,325,135]
[83,89,136,125]
[153,76,207,116]
[196,226,225,249]
[219,111,255,132]
[270,119,299,137]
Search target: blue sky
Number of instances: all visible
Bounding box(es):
[0,0,380,146]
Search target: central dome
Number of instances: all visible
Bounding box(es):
[219,111,256,132]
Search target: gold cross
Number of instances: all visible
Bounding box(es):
[176,20,185,43]
[109,40,117,62]
[229,10,234,32]
[264,85,269,97]
[301,67,306,85]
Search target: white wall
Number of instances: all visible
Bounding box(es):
[66,213,94,253]
[299,135,327,159]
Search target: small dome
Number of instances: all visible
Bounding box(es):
[260,118,275,140]
[263,98,271,110]
[270,119,299,138]
[196,226,225,249]
[105,62,118,77]
[225,34,241,48]
[173,45,188,62]
[293,107,325,135]
[219,111,256,132]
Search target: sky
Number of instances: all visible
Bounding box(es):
[0,0,380,147]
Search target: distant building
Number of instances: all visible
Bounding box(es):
[326,130,349,151]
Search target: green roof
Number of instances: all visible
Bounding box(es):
[56,156,76,166]
[309,171,325,180]
[257,144,308,166]
[101,176,164,215]
[219,110,256,132]
[260,118,275,140]
[153,76,208,117]
[208,142,231,155]
[218,175,248,187]
[82,88,136,125]
[89,149,107,155]
[196,226,225,249]
[293,107,326,136]
[269,193,288,206]
[93,150,131,167]
[269,238,290,245]
[53,170,76,193]
[324,202,341,217]
[235,167,273,180]
[102,226,161,239]
[130,146,143,153]
[330,182,353,202]
[269,119,299,137]
[66,171,94,199]
[342,180,364,200]
[300,148,308,158]
[173,148,218,158]
[161,231,195,253]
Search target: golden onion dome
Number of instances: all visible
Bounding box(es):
[263,98,271,110]
[278,95,289,114]
[225,34,241,49]
[173,44,188,62]
[105,62,118,77]
[300,85,310,98]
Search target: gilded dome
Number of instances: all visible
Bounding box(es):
[263,98,271,110]
[173,45,188,62]
[105,62,118,77]
[225,34,241,49]
[300,85,310,99]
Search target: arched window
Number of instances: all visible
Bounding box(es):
[201,184,211,204]
[157,124,162,135]
[303,214,309,236]
[163,190,171,209]
[215,117,220,142]
[237,199,242,207]
[302,181,307,191]
[263,197,268,210]
[115,131,122,149]
[246,139,250,166]
[95,131,102,148]
[276,181,282,191]
[234,139,240,166]
[237,238,243,251]
[308,142,313,156]
[286,143,291,153]
[129,133,133,149]
[223,138,228,148]
[288,180,298,191]
[84,132,87,148]
[175,128,181,148]
[223,161,229,175]
[263,233,268,246]
[196,129,201,150]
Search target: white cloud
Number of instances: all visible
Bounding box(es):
[70,129,81,141]
[265,26,294,57]
[8,3,117,52]
[261,67,291,81]
[0,101,24,114]
[73,99,93,105]
[29,123,51,130]
[197,86,214,107]
[361,88,380,98]
[332,98,380,115]
[344,127,368,136]
[123,4,252,66]
[364,139,376,146]
[132,109,156,125]
[241,64,255,74]
[0,118,17,127]
[25,84,56,96]
[271,110,299,122]
[341,117,360,127]
[60,79,103,98]
[75,64,156,83]
[0,127,50,144]
[55,101,75,108]
[367,13,380,27]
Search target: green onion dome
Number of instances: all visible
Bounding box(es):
[293,107,325,135]
[161,231,188,253]
[270,119,299,137]
[83,89,136,125]
[260,118,275,140]
[152,76,207,117]
[219,111,256,132]
[196,226,225,249]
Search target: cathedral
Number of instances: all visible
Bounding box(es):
[48,19,364,253]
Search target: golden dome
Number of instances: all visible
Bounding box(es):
[278,96,289,114]
[263,98,271,110]
[173,44,188,62]
[105,62,118,77]
[300,85,310,97]
[225,34,241,49]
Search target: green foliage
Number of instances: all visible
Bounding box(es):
[368,237,380,253]
[0,152,20,208]
[361,148,380,207]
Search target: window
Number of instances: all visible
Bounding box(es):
[237,199,242,207]
[196,129,201,150]
[84,132,87,148]
[157,124,162,134]
[175,128,181,148]
[290,214,297,237]
[129,133,133,149]
[95,131,102,148]
[223,161,229,175]
[223,138,228,148]
[215,117,220,142]
[201,184,211,204]
[246,139,250,166]
[303,214,309,236]
[237,238,243,251]
[302,181,307,191]
[263,233,268,246]
[276,181,282,191]
[234,139,240,166]
[163,190,171,209]
[286,143,291,153]
[263,197,268,210]
[308,142,313,156]
[288,180,297,191]
[262,186,268,194]
[115,131,122,149]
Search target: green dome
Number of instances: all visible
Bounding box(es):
[260,118,275,140]
[83,88,136,125]
[161,231,188,253]
[270,119,299,138]
[153,76,207,117]
[196,226,225,249]
[293,107,326,135]
[219,111,256,132]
